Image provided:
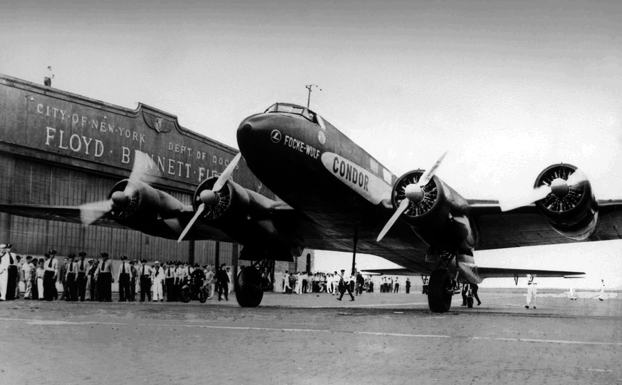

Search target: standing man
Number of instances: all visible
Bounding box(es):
[394,277,400,293]
[117,256,132,302]
[76,252,88,301]
[405,278,411,294]
[525,274,537,309]
[0,244,17,300]
[165,262,176,301]
[139,259,152,302]
[65,254,78,301]
[43,250,59,301]
[217,264,229,301]
[97,252,114,302]
[471,283,481,306]
[226,267,234,294]
[21,256,35,300]
[152,261,165,302]
[59,258,68,300]
[204,265,214,300]
[598,279,606,301]
[87,259,97,301]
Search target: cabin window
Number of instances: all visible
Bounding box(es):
[369,158,379,174]
[382,168,392,185]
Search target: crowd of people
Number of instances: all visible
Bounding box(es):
[279,270,414,298]
[0,244,235,303]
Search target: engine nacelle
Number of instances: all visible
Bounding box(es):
[108,179,185,222]
[534,163,598,240]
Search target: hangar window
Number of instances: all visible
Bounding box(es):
[265,103,325,129]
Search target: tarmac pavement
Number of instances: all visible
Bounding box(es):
[0,289,620,385]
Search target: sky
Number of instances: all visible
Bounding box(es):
[2,0,621,288]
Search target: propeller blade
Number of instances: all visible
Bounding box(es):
[124,150,153,195]
[212,153,241,192]
[377,199,410,242]
[80,200,113,226]
[499,185,552,212]
[418,151,448,187]
[567,169,587,187]
[177,203,205,243]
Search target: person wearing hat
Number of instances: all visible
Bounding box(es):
[117,256,132,302]
[76,252,88,301]
[43,250,59,301]
[65,254,79,301]
[152,261,165,302]
[97,252,114,302]
[336,269,355,302]
[0,244,17,301]
[525,274,537,309]
[87,259,97,301]
[139,259,153,302]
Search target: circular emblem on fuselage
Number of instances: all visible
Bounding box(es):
[270,129,282,143]
[318,130,326,145]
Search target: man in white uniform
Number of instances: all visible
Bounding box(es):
[152,261,165,301]
[525,274,537,309]
[0,244,13,300]
[598,279,606,301]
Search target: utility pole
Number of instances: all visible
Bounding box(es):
[305,84,321,108]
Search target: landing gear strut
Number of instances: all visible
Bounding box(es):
[235,259,275,308]
[427,269,455,313]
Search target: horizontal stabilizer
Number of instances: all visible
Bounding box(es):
[478,267,584,279]
[361,268,420,276]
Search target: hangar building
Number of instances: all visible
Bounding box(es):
[0,74,314,275]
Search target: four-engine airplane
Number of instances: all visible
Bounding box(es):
[3,102,622,312]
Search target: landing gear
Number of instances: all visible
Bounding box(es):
[428,269,454,313]
[235,259,275,308]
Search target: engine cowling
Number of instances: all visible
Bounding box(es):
[391,170,451,229]
[192,177,250,224]
[534,163,598,240]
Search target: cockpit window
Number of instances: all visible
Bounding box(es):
[265,103,325,129]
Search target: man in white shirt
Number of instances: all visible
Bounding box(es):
[117,256,132,302]
[43,250,59,301]
[336,269,355,301]
[65,254,79,301]
[139,259,153,302]
[97,252,114,302]
[0,244,16,300]
[525,274,537,309]
[21,256,35,300]
[152,261,165,302]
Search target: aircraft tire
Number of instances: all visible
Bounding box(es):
[467,296,473,308]
[428,269,453,313]
[235,267,264,307]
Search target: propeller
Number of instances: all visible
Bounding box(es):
[177,153,242,243]
[79,150,152,226]
[499,168,588,212]
[377,152,448,242]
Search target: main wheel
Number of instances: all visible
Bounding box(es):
[427,269,453,313]
[235,267,264,307]
[467,296,474,308]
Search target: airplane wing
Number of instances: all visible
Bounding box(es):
[0,204,121,228]
[468,199,622,250]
